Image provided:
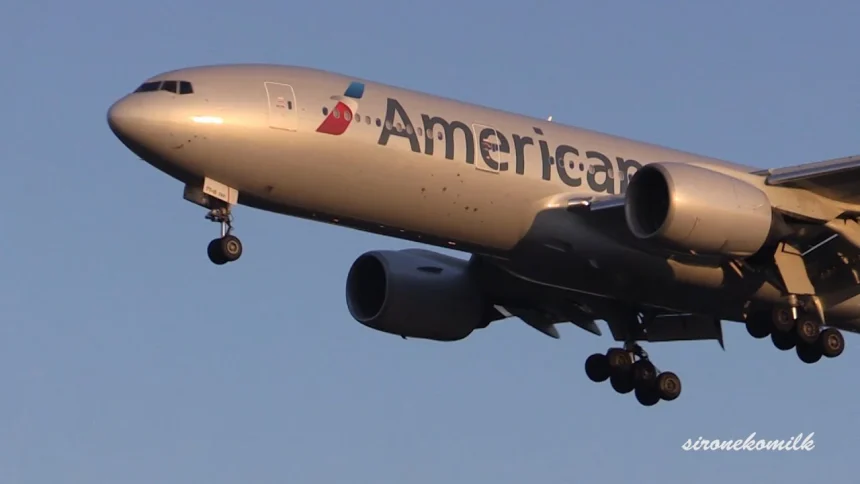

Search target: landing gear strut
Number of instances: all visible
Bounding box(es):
[206,207,243,265]
[585,343,681,406]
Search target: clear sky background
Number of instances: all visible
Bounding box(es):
[2,1,859,482]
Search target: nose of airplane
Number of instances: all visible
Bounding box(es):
[107,96,143,141]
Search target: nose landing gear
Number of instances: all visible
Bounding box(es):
[182,179,245,266]
[206,207,243,265]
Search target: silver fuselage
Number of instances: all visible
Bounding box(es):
[106,64,858,329]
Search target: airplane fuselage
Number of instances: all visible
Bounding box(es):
[107,64,845,326]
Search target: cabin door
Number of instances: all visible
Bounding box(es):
[264,82,298,131]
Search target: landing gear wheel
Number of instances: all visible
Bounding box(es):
[585,353,610,383]
[656,371,682,401]
[634,385,660,406]
[606,348,632,373]
[796,318,820,345]
[207,235,243,265]
[771,330,796,351]
[610,372,634,394]
[219,234,243,262]
[205,206,242,265]
[746,316,771,339]
[796,342,823,364]
[632,359,657,386]
[207,239,227,265]
[819,328,845,358]
[772,307,795,332]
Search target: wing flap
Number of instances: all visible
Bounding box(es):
[501,305,602,339]
[646,314,725,349]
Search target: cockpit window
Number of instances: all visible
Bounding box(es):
[133,80,194,95]
[134,81,161,92]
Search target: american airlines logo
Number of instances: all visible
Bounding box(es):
[376,97,644,195]
[316,81,365,136]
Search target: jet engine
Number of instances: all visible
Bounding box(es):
[345,249,486,341]
[624,162,777,257]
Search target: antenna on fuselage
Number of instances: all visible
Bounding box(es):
[547,115,553,122]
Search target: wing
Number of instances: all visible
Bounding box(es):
[758,154,860,205]
[564,153,860,217]
[531,157,860,334]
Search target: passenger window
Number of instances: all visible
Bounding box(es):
[344,111,351,121]
[385,120,393,129]
[135,81,161,92]
[333,109,340,119]
[406,125,414,135]
[437,131,443,140]
[161,80,178,93]
[322,107,329,115]
[179,81,193,94]
[417,127,423,136]
[375,118,381,127]
[365,116,371,124]
[287,101,293,110]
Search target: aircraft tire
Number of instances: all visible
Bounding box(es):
[772,307,795,332]
[208,235,243,265]
[219,234,243,262]
[585,353,610,382]
[207,239,228,265]
[745,315,771,339]
[655,371,681,401]
[631,359,657,386]
[795,318,820,345]
[610,372,634,394]
[820,328,845,358]
[634,385,660,406]
[796,342,822,364]
[771,330,796,351]
[606,348,632,373]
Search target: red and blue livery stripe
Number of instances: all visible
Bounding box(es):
[316,81,365,136]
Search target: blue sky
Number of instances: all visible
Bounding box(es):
[2,0,859,482]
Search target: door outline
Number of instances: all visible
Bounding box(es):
[471,123,507,174]
[264,82,298,131]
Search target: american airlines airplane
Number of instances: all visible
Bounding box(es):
[107,64,859,406]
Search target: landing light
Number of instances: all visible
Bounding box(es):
[192,116,223,124]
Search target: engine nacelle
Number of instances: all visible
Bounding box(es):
[345,249,486,341]
[624,162,775,257]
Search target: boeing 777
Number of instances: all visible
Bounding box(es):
[107,64,860,406]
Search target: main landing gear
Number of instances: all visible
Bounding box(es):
[745,303,845,364]
[584,343,681,406]
[206,206,243,265]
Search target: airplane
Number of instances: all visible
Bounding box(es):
[107,64,860,406]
